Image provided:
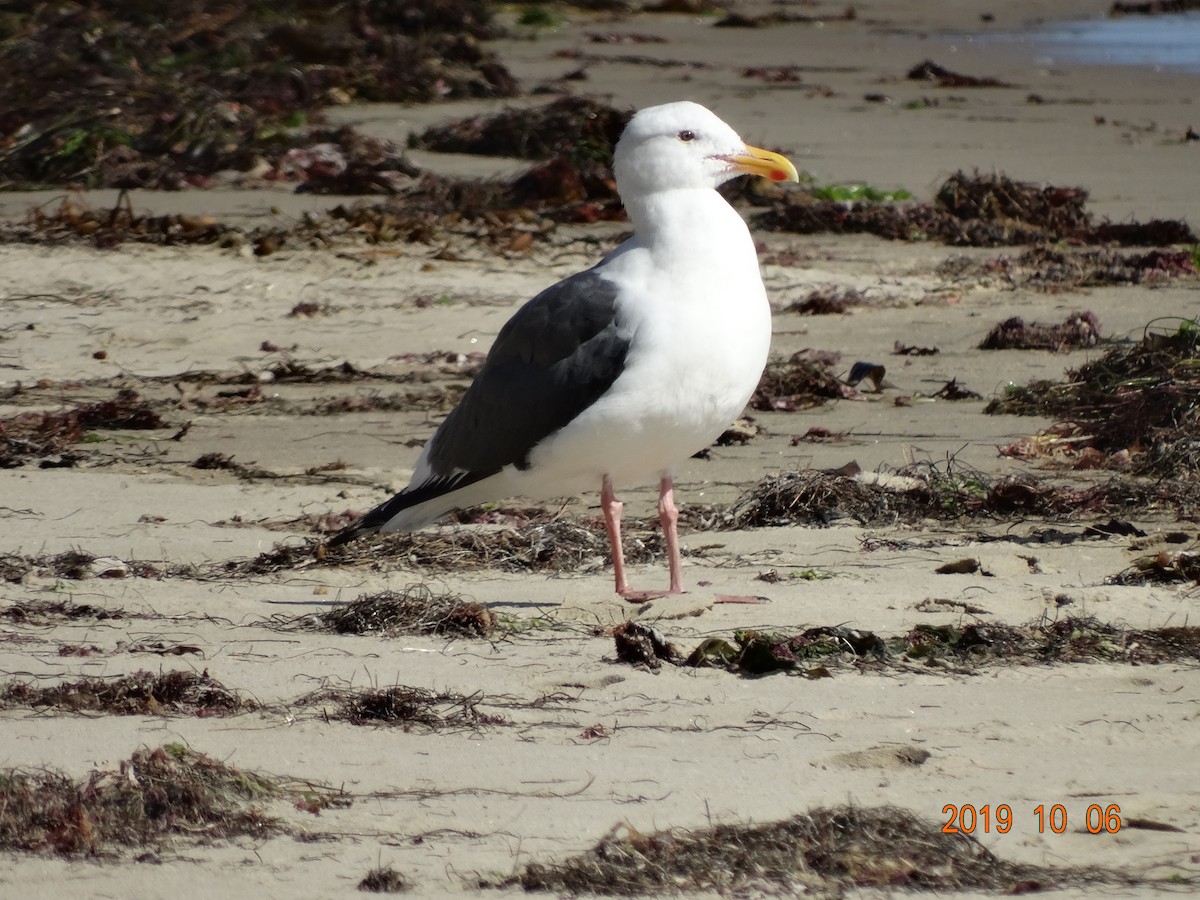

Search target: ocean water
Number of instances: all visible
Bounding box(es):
[977,11,1200,72]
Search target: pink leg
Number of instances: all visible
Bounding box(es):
[600,474,685,602]
[658,475,684,594]
[600,475,631,597]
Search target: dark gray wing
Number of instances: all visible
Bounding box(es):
[328,267,631,545]
[427,266,631,474]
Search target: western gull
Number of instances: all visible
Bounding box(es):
[330,100,798,600]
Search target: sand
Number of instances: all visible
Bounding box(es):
[2,1,1198,897]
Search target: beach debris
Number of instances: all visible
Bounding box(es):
[191,452,277,481]
[1114,549,1200,585]
[287,585,497,639]
[845,362,892,392]
[786,287,869,315]
[894,342,939,356]
[987,317,1200,475]
[682,616,1200,677]
[754,170,1198,247]
[0,670,253,717]
[500,804,1107,895]
[587,31,667,44]
[907,60,1015,88]
[644,0,720,13]
[942,245,1198,290]
[979,312,1102,351]
[935,558,983,575]
[0,597,125,624]
[0,744,339,856]
[717,5,856,27]
[611,622,681,669]
[931,378,983,401]
[299,685,503,730]
[274,127,420,194]
[0,1,516,190]
[0,387,164,467]
[726,462,1200,528]
[713,418,760,446]
[688,627,885,676]
[228,520,661,578]
[410,96,631,162]
[751,355,862,411]
[359,866,414,893]
[936,172,1088,232]
[1110,1,1200,14]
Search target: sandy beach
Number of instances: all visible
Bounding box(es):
[2,1,1199,897]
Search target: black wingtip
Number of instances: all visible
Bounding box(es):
[326,511,385,548]
[325,523,367,548]
[323,470,500,548]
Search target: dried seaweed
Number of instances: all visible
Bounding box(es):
[1,597,126,624]
[677,616,1200,677]
[505,805,1117,895]
[986,318,1200,476]
[301,685,503,730]
[0,744,327,856]
[755,171,1197,248]
[0,388,164,467]
[786,287,869,315]
[1110,1,1200,13]
[286,585,497,639]
[728,464,1200,528]
[223,521,661,577]
[612,622,681,670]
[0,158,600,251]
[0,670,254,717]
[908,60,1015,88]
[941,245,1198,290]
[979,312,1102,351]
[0,1,516,189]
[410,96,631,163]
[359,866,414,893]
[751,357,859,412]
[935,171,1088,230]
[685,627,886,676]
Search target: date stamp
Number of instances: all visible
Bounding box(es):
[942,804,1122,835]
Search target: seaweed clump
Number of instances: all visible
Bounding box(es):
[302,585,497,638]
[506,805,1094,895]
[0,388,165,467]
[726,464,1200,528]
[940,245,1198,290]
[301,685,503,730]
[225,521,660,578]
[410,97,636,222]
[680,617,1200,676]
[755,170,1197,248]
[987,318,1200,475]
[0,745,288,856]
[0,670,254,717]
[751,356,860,411]
[0,0,517,189]
[979,311,1102,351]
[411,97,631,163]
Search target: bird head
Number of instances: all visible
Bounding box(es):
[612,101,799,198]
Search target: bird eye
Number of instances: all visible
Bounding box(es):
[677,130,696,142]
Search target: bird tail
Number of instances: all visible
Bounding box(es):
[326,469,503,547]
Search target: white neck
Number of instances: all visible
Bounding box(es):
[622,188,759,273]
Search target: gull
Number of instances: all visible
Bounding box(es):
[330,100,798,600]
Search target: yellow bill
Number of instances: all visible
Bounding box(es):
[719,145,800,183]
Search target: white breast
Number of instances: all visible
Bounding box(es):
[523,190,771,489]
